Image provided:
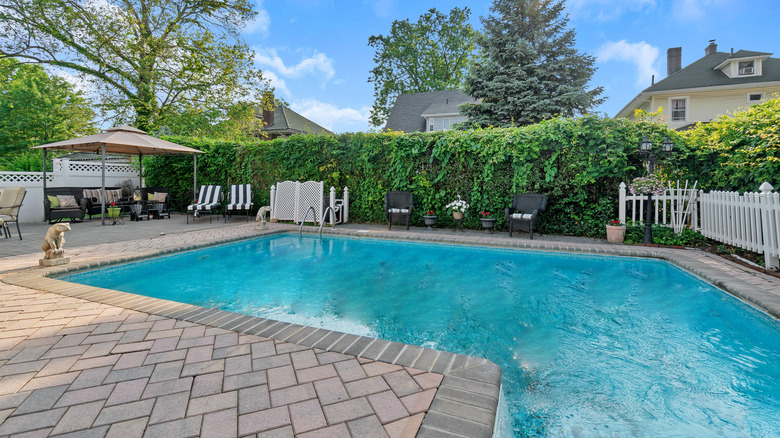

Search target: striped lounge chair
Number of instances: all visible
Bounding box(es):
[187,185,223,224]
[225,184,253,222]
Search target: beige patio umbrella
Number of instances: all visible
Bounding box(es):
[34,125,204,225]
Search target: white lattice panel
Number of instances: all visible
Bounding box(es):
[0,172,52,183]
[274,181,299,222]
[298,181,323,223]
[68,162,134,174]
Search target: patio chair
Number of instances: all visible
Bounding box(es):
[225,184,253,222]
[0,186,27,240]
[384,191,413,230]
[505,194,548,239]
[187,185,223,224]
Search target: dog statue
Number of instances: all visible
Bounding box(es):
[42,223,71,260]
[256,206,272,229]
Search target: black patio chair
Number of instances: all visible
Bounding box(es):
[384,191,413,230]
[505,194,548,239]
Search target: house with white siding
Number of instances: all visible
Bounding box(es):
[384,90,477,133]
[616,42,780,129]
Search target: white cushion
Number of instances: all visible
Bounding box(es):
[388,208,409,214]
[510,213,534,220]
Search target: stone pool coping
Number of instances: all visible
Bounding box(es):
[4,223,780,437]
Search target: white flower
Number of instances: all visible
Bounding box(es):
[444,195,470,213]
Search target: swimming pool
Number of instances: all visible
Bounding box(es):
[62,234,780,436]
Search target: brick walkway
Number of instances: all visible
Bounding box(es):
[0,283,441,437]
[2,221,780,438]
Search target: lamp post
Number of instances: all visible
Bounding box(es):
[637,136,674,244]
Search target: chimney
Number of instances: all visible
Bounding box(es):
[705,40,718,56]
[262,91,275,127]
[667,47,682,76]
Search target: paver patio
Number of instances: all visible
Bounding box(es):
[2,215,780,437]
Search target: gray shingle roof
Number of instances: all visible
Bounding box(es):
[263,105,332,135]
[643,50,780,93]
[384,90,476,133]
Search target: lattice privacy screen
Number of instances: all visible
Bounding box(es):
[271,180,323,224]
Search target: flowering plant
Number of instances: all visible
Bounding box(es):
[424,210,436,216]
[479,211,492,218]
[607,219,623,226]
[110,202,116,207]
[444,195,469,213]
[629,175,666,196]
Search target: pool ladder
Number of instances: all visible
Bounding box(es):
[298,206,336,240]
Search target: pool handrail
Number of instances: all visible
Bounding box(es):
[299,205,316,237]
[319,206,336,240]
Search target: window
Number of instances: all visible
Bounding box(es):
[443,118,451,130]
[670,98,687,122]
[428,119,434,132]
[748,92,764,102]
[738,60,755,75]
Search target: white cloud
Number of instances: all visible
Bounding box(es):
[568,0,655,21]
[291,99,370,133]
[262,70,290,97]
[254,48,335,83]
[245,0,270,35]
[597,40,660,87]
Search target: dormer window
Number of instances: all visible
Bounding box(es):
[738,60,755,76]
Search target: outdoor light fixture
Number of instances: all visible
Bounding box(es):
[637,136,675,244]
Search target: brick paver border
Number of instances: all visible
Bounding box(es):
[5,223,780,437]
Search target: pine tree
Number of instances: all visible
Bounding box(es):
[462,0,604,127]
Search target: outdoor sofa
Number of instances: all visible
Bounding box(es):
[44,187,88,223]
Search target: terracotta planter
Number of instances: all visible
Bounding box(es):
[452,211,464,220]
[606,224,626,243]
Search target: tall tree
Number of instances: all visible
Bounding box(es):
[368,7,476,127]
[0,0,267,131]
[462,0,604,127]
[0,57,95,155]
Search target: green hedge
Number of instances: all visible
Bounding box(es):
[144,116,682,237]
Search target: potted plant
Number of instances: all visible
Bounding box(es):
[423,210,437,230]
[606,219,626,243]
[479,211,497,234]
[445,195,469,220]
[107,202,121,218]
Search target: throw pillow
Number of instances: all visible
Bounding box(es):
[83,188,101,203]
[106,189,122,204]
[152,192,167,202]
[57,195,79,208]
[148,193,155,201]
[47,195,61,208]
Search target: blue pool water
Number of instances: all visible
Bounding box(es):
[63,234,780,437]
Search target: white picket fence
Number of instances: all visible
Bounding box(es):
[618,181,700,230]
[699,182,780,269]
[619,181,780,270]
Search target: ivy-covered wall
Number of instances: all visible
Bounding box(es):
[144,116,681,237]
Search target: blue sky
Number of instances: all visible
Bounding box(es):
[246,0,780,133]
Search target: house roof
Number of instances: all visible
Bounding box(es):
[643,51,780,93]
[384,89,476,132]
[616,49,780,118]
[261,105,332,136]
